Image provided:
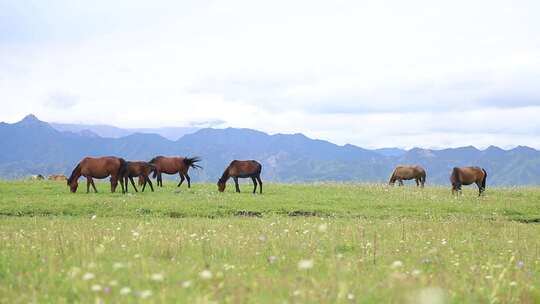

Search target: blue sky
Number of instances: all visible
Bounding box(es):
[1,0,539,148]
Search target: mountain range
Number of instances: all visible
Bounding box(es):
[1,114,539,185]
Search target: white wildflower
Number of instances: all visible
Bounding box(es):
[139,290,152,299]
[391,260,403,269]
[182,280,192,288]
[150,273,164,282]
[119,287,131,295]
[298,259,314,270]
[199,270,213,280]
[82,272,95,280]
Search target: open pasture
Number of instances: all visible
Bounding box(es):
[0,181,539,303]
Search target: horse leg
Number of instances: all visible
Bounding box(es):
[398,179,403,186]
[251,176,257,194]
[415,178,419,187]
[476,181,484,196]
[146,176,154,192]
[158,173,163,187]
[177,173,185,187]
[90,178,98,193]
[110,176,118,193]
[233,177,240,193]
[186,174,191,188]
[120,175,125,194]
[256,175,263,194]
[86,177,91,193]
[130,177,138,192]
[124,176,129,192]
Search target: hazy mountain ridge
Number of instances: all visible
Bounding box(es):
[1,114,539,185]
[50,122,200,141]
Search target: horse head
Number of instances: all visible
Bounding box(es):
[68,179,78,193]
[217,178,226,192]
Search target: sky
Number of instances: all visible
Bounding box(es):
[1,0,539,149]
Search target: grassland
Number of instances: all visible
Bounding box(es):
[0,180,539,303]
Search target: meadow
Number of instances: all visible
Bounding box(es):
[0,180,539,303]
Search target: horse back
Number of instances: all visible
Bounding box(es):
[79,156,123,178]
[228,160,261,176]
[452,166,483,185]
[394,165,424,179]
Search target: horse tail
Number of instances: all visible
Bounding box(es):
[118,158,128,178]
[67,163,81,185]
[481,168,487,190]
[254,160,262,175]
[420,170,426,184]
[184,156,203,169]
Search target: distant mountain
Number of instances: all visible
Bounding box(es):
[1,114,539,185]
[374,148,407,157]
[50,122,199,140]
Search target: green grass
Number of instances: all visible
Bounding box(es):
[0,180,539,303]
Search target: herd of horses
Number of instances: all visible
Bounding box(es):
[65,156,487,196]
[66,156,263,194]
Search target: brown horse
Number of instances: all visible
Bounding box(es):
[67,157,127,193]
[150,156,202,188]
[217,160,262,194]
[48,174,67,181]
[450,166,487,196]
[389,165,426,187]
[123,161,156,192]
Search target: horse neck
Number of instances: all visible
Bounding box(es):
[220,168,230,182]
[68,164,82,183]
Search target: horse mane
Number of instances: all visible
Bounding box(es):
[67,163,81,185]
[149,156,164,164]
[219,165,230,183]
[388,168,397,183]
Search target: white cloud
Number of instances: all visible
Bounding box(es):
[0,0,539,148]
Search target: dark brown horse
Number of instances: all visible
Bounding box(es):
[123,161,156,192]
[217,160,262,194]
[67,157,127,193]
[150,156,202,188]
[450,166,487,196]
[389,165,426,187]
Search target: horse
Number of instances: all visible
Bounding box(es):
[389,165,426,187]
[48,174,67,181]
[123,161,156,192]
[30,174,44,180]
[217,160,262,194]
[150,156,202,188]
[450,166,487,196]
[67,157,127,193]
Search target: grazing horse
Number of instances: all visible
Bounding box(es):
[150,156,202,188]
[123,161,156,192]
[67,157,127,193]
[48,174,67,181]
[217,160,262,194]
[450,166,487,196]
[389,165,426,187]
